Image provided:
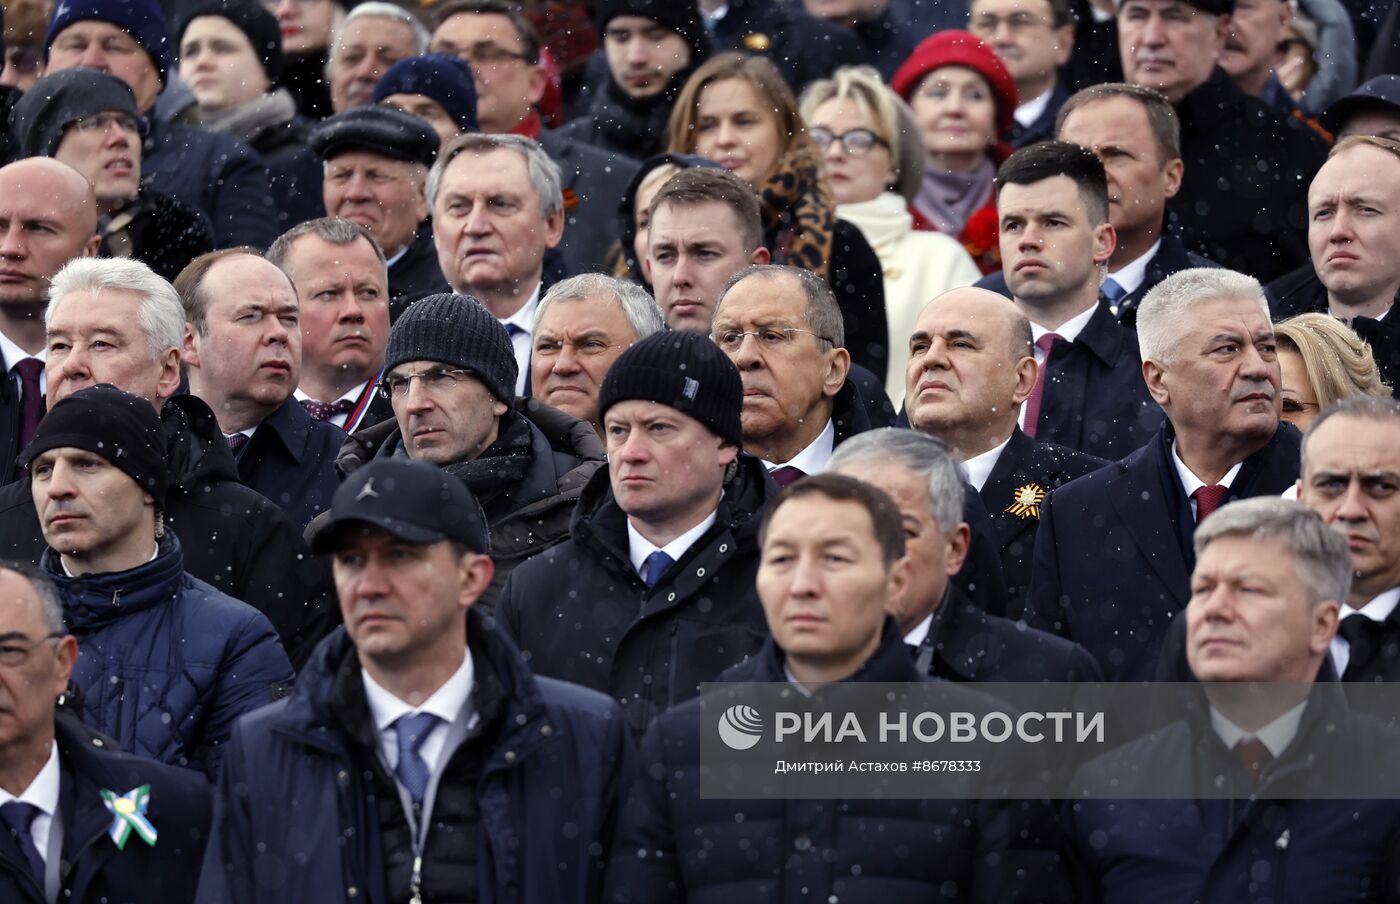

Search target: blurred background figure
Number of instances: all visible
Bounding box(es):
[1276,313,1390,430]
[266,0,343,118]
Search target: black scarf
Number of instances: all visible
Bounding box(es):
[441,410,535,520]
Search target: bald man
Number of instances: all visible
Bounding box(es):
[0,159,100,483]
[906,287,1106,615]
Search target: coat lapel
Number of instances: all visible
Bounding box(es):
[980,430,1039,556]
[1107,442,1192,607]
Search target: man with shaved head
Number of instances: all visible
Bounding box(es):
[906,286,1105,613]
[0,159,100,484]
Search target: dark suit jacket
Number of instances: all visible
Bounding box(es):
[386,225,448,300]
[918,585,1103,682]
[235,399,344,529]
[978,428,1107,618]
[1006,83,1069,149]
[0,347,26,485]
[1024,422,1302,681]
[0,713,211,904]
[538,128,639,276]
[1114,231,1221,328]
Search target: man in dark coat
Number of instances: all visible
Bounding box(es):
[0,561,212,904]
[604,473,1071,903]
[1117,0,1327,282]
[968,0,1075,147]
[1065,497,1400,903]
[1025,268,1302,680]
[800,0,963,81]
[982,141,1164,459]
[0,256,328,663]
[23,386,292,776]
[498,331,774,735]
[905,287,1106,613]
[708,0,868,90]
[327,293,605,608]
[43,0,276,248]
[177,249,343,529]
[830,428,1101,681]
[199,457,632,904]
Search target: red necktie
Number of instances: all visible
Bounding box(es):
[770,466,805,488]
[300,398,356,423]
[1234,737,1272,784]
[1193,484,1229,522]
[1022,333,1063,439]
[13,358,43,481]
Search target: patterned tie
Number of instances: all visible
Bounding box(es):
[1022,332,1063,438]
[1192,485,1229,522]
[225,433,250,457]
[0,800,45,888]
[1099,278,1127,311]
[392,712,442,806]
[1338,613,1385,679]
[300,398,356,423]
[13,358,44,463]
[770,466,805,489]
[1234,737,1272,785]
[640,550,674,588]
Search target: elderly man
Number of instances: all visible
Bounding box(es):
[428,0,638,274]
[498,331,774,735]
[0,159,99,484]
[429,133,564,396]
[325,1,427,113]
[309,106,449,300]
[1026,268,1302,680]
[606,472,1069,902]
[268,218,395,434]
[199,458,632,904]
[24,385,292,776]
[981,141,1164,459]
[1067,498,1400,902]
[905,286,1105,612]
[43,0,275,247]
[829,428,1101,680]
[332,293,604,604]
[530,273,664,435]
[0,257,324,661]
[1055,83,1217,325]
[1116,0,1326,281]
[0,560,212,902]
[968,0,1075,146]
[177,249,343,529]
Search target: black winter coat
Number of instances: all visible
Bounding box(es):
[197,613,633,904]
[233,397,344,529]
[0,713,211,904]
[0,394,329,660]
[539,128,641,275]
[100,190,214,283]
[497,453,777,735]
[142,118,277,249]
[386,225,449,299]
[787,218,890,385]
[716,0,870,90]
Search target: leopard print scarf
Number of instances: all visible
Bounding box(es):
[758,144,835,281]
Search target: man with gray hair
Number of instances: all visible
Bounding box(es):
[1066,497,1400,902]
[430,132,565,396]
[530,274,663,435]
[1026,267,1303,680]
[326,1,429,113]
[829,428,1100,681]
[0,256,327,664]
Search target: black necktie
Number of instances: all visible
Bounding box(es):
[0,801,44,888]
[1339,613,1386,678]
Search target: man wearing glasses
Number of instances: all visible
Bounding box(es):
[0,559,213,902]
[330,292,603,609]
[967,0,1075,147]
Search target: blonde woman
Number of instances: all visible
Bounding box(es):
[1276,313,1390,430]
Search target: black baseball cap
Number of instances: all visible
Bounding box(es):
[308,458,490,553]
[1320,75,1400,135]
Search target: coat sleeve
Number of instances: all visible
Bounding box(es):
[603,719,683,903]
[196,721,259,903]
[495,569,525,643]
[830,220,890,386]
[234,499,337,668]
[1024,488,1069,638]
[197,610,294,778]
[208,137,278,250]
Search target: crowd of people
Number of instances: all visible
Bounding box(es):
[0,0,1398,900]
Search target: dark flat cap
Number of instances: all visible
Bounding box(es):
[1321,75,1400,134]
[308,105,438,167]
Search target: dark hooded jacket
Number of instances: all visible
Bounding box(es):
[42,532,292,777]
[497,453,777,736]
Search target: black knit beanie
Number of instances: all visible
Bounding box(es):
[593,0,711,63]
[19,384,169,504]
[177,0,284,82]
[598,330,743,446]
[384,293,518,403]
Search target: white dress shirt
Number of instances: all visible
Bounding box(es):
[500,283,541,396]
[760,419,835,475]
[362,651,476,777]
[0,328,45,403]
[904,612,934,648]
[1013,89,1054,128]
[1331,587,1400,678]
[0,740,60,863]
[1017,305,1098,429]
[294,381,369,429]
[628,507,720,579]
[1210,699,1307,759]
[1171,441,1243,519]
[1105,238,1161,298]
[961,435,1012,492]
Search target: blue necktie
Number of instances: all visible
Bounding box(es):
[640,550,674,588]
[1100,277,1127,310]
[0,801,44,888]
[392,712,442,806]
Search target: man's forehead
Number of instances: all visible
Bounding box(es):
[972,0,1054,15]
[442,150,534,193]
[436,12,523,45]
[56,19,134,40]
[915,293,1013,334]
[997,176,1086,214]
[1184,296,1271,333]
[49,289,143,325]
[715,277,805,322]
[1309,147,1400,198]
[651,200,743,235]
[539,295,628,327]
[1305,417,1400,468]
[0,570,44,627]
[766,497,875,543]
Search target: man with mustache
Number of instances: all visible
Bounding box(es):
[177,249,343,530]
[1026,267,1302,680]
[984,140,1164,460]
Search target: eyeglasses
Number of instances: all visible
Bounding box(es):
[808,127,889,157]
[0,632,62,668]
[533,337,624,359]
[73,112,140,135]
[970,12,1054,34]
[714,326,834,354]
[378,367,474,400]
[457,41,531,67]
[260,0,327,10]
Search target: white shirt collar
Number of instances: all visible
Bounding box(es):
[1106,238,1162,297]
[0,328,43,371]
[761,418,835,473]
[1030,303,1097,351]
[627,506,720,577]
[500,283,541,396]
[1210,699,1308,759]
[383,245,410,269]
[1013,88,1054,128]
[362,649,475,735]
[500,283,542,336]
[0,740,60,859]
[904,612,934,648]
[1171,439,1244,513]
[961,434,1012,493]
[1330,587,1400,677]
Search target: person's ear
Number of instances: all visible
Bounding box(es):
[944,522,970,576]
[457,551,495,611]
[544,207,565,249]
[822,347,851,398]
[1311,599,1340,655]
[527,65,547,107]
[156,346,182,400]
[52,635,78,693]
[1093,221,1116,265]
[1143,358,1170,407]
[182,322,201,369]
[751,246,770,265]
[1162,157,1184,199]
[1012,356,1038,405]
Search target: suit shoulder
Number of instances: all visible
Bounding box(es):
[1028,441,1109,480]
[535,675,627,727]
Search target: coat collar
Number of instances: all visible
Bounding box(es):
[1065,299,1129,367]
[924,585,992,680]
[250,398,317,466]
[729,617,924,685]
[41,533,185,632]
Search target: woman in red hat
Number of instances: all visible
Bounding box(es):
[891,31,1018,275]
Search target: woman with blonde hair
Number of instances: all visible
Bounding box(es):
[801,65,981,406]
[1276,313,1391,430]
[667,52,891,384]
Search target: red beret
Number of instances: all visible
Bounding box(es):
[890,30,1019,138]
